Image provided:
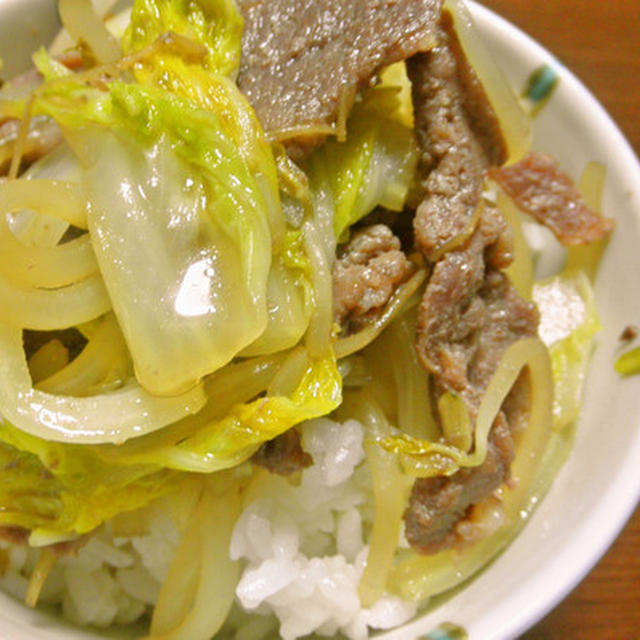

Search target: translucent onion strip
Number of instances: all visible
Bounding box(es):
[8,97,34,180]
[362,309,439,442]
[0,272,110,330]
[149,476,241,640]
[445,0,531,163]
[0,324,207,444]
[566,161,608,281]
[49,0,124,57]
[0,179,88,230]
[28,339,69,384]
[383,337,553,477]
[58,0,121,64]
[494,186,534,300]
[36,314,128,396]
[267,347,310,397]
[10,145,82,249]
[25,548,58,608]
[0,217,97,289]
[345,394,413,607]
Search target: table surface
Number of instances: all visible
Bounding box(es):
[477,2,640,638]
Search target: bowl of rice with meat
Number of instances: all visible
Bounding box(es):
[0,1,638,639]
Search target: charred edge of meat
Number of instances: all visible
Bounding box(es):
[251,428,313,476]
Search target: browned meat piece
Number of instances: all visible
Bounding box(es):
[252,428,313,476]
[403,11,536,554]
[414,207,526,401]
[332,224,415,330]
[236,0,442,156]
[490,152,615,245]
[405,412,514,553]
[407,14,506,261]
[405,207,539,554]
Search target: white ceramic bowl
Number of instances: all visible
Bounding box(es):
[1,2,639,639]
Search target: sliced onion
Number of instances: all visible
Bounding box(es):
[0,220,97,289]
[150,477,241,639]
[348,394,413,607]
[0,179,87,229]
[566,161,608,280]
[493,185,534,299]
[27,339,69,384]
[0,323,207,444]
[445,0,531,163]
[36,314,128,396]
[58,0,121,64]
[0,272,110,330]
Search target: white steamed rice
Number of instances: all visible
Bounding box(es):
[0,417,419,639]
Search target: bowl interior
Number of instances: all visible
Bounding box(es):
[1,2,639,640]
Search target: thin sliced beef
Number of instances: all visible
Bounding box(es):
[332,224,415,330]
[403,11,537,554]
[405,412,514,553]
[407,13,506,261]
[251,428,312,476]
[236,0,442,156]
[414,207,537,416]
[490,151,615,245]
[405,207,539,554]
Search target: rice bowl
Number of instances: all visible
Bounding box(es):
[0,1,639,639]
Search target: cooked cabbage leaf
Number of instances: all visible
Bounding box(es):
[95,349,342,472]
[123,0,243,79]
[304,87,418,242]
[533,269,601,429]
[0,347,341,536]
[0,421,174,539]
[26,73,281,394]
[241,230,314,357]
